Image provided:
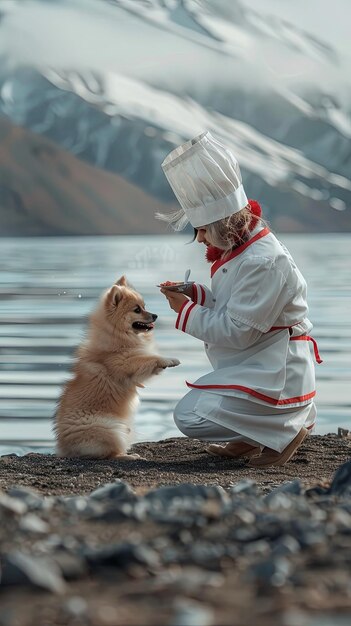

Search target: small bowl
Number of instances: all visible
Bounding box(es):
[157,281,194,293]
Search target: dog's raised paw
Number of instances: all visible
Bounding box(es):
[153,358,180,375]
[164,358,181,368]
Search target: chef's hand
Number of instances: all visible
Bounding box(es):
[160,288,188,313]
[159,283,194,298]
[180,284,194,298]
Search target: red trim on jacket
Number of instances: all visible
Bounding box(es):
[176,301,197,333]
[175,300,189,330]
[191,283,196,302]
[185,381,316,406]
[192,284,206,306]
[182,302,196,332]
[211,227,270,277]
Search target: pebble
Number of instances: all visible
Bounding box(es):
[62,495,104,516]
[230,479,258,495]
[271,535,301,557]
[63,596,88,618]
[0,552,66,593]
[7,486,47,510]
[264,491,295,510]
[0,493,27,516]
[247,555,291,587]
[89,480,137,502]
[169,599,214,626]
[18,513,50,534]
[84,542,160,571]
[144,483,228,505]
[270,479,303,495]
[328,460,351,495]
[52,551,88,580]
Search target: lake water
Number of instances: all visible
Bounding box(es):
[0,234,350,456]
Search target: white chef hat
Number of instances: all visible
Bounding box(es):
[161,131,248,229]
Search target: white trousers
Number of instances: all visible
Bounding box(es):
[174,389,316,452]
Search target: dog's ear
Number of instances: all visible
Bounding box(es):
[115,275,127,287]
[106,285,123,307]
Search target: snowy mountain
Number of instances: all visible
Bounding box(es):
[0,0,350,233]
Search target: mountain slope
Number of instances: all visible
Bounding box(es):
[0,115,170,236]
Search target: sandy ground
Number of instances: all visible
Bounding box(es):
[0,435,350,626]
[0,434,350,496]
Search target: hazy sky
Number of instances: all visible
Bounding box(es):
[242,0,351,63]
[1,0,350,73]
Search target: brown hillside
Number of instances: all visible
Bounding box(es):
[0,116,172,236]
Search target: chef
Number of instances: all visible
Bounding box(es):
[157,131,322,467]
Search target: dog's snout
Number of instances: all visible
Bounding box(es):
[152,313,158,322]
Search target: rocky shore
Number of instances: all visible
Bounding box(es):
[0,434,351,626]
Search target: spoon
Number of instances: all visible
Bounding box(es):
[184,269,191,284]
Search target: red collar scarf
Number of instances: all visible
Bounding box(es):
[205,199,262,263]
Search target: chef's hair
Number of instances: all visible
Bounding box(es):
[201,205,254,252]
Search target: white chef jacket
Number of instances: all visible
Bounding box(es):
[175,226,321,409]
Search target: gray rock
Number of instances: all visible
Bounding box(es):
[145,483,227,505]
[264,492,295,510]
[18,513,49,534]
[292,521,327,547]
[232,506,256,524]
[132,484,229,527]
[84,542,159,570]
[271,535,301,556]
[7,486,44,510]
[328,460,351,495]
[89,480,136,502]
[231,525,261,542]
[269,480,303,495]
[51,551,88,580]
[169,599,213,626]
[63,596,88,619]
[148,511,208,527]
[189,542,226,570]
[247,556,291,587]
[162,541,227,570]
[243,540,270,557]
[89,499,149,523]
[38,534,81,553]
[154,568,223,593]
[0,552,66,593]
[230,480,259,495]
[62,496,104,516]
[0,493,27,516]
[306,485,329,497]
[331,507,351,529]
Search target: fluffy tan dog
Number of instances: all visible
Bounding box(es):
[55,276,180,459]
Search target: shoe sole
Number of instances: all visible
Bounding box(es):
[207,445,261,459]
[249,428,309,467]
